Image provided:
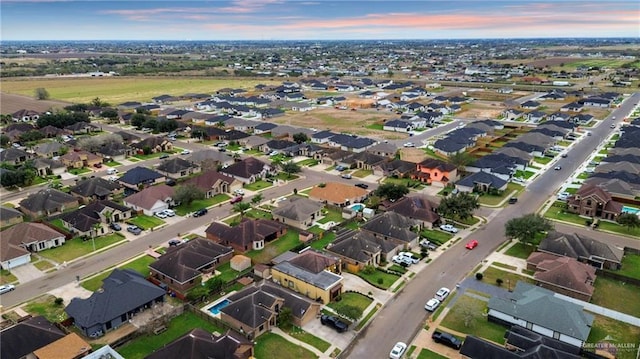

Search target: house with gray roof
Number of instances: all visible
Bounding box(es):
[145,328,254,359]
[59,200,132,238]
[360,211,420,248]
[33,141,67,158]
[385,195,440,229]
[65,269,165,337]
[0,316,66,359]
[118,167,165,191]
[326,231,383,272]
[0,205,23,228]
[33,158,66,177]
[0,148,33,165]
[538,231,623,270]
[272,197,324,230]
[156,157,201,179]
[487,281,594,348]
[19,188,79,218]
[220,157,273,184]
[1,222,66,269]
[186,149,234,169]
[70,177,123,203]
[365,142,397,157]
[456,171,508,194]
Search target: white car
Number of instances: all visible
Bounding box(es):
[234,189,245,196]
[162,209,176,217]
[107,168,119,175]
[439,224,459,233]
[398,252,420,264]
[424,298,441,312]
[390,342,407,359]
[436,287,451,301]
[155,211,168,219]
[108,176,119,182]
[0,284,15,295]
[403,142,415,147]
[181,149,191,155]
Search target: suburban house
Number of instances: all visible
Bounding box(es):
[326,231,389,272]
[272,197,324,230]
[156,157,201,179]
[19,188,79,218]
[537,231,623,270]
[33,158,66,177]
[566,183,622,221]
[526,254,596,301]
[186,150,234,170]
[366,142,397,157]
[456,171,509,193]
[0,222,66,269]
[0,148,34,165]
[271,249,343,304]
[184,170,241,198]
[32,333,92,359]
[130,137,173,154]
[0,205,23,227]
[95,142,135,161]
[385,195,440,229]
[145,329,254,359]
[64,121,100,134]
[219,280,321,339]
[123,184,175,216]
[118,167,165,191]
[360,211,421,248]
[487,282,594,348]
[220,157,274,184]
[149,237,233,295]
[206,218,287,253]
[60,200,132,238]
[70,177,123,203]
[0,316,66,359]
[308,182,368,207]
[11,109,41,122]
[65,269,165,338]
[34,141,67,158]
[60,150,103,169]
[413,158,458,187]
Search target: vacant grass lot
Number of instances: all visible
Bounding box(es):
[357,269,400,290]
[82,255,156,291]
[174,194,229,216]
[117,311,225,359]
[24,294,68,322]
[440,294,507,344]
[327,292,373,320]
[504,242,536,259]
[127,215,165,230]
[38,233,126,263]
[479,266,535,288]
[586,314,640,359]
[591,277,640,317]
[254,332,318,359]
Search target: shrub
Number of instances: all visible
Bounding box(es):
[54,297,64,306]
[475,272,484,280]
[496,278,504,286]
[377,278,384,285]
[361,265,376,275]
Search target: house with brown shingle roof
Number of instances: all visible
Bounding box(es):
[123,184,175,216]
[1,222,66,269]
[308,182,368,207]
[130,136,173,154]
[146,329,254,359]
[325,231,384,272]
[18,188,79,218]
[184,170,241,198]
[156,157,201,179]
[566,183,622,221]
[526,254,596,301]
[205,218,287,254]
[60,150,103,169]
[360,211,421,248]
[272,197,324,229]
[385,195,440,229]
[220,157,274,184]
[537,231,623,270]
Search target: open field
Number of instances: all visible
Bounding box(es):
[0,92,70,114]
[1,77,278,104]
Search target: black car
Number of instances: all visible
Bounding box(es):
[320,314,348,333]
[432,330,462,350]
[168,239,182,247]
[193,208,208,217]
[355,183,369,189]
[508,197,518,204]
[159,153,170,159]
[109,222,122,231]
[165,179,177,186]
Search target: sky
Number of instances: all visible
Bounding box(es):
[1,0,638,41]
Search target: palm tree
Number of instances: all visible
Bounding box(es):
[232,202,251,218]
[251,194,263,207]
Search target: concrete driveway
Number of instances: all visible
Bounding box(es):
[9,263,44,284]
[303,316,357,351]
[341,273,392,304]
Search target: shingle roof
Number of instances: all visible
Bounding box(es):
[534,256,596,296]
[70,177,122,198]
[123,184,174,210]
[0,205,23,221]
[326,231,381,262]
[145,329,252,359]
[19,189,77,213]
[119,167,164,185]
[0,316,66,359]
[457,171,507,189]
[206,218,286,249]
[272,197,323,222]
[360,212,420,243]
[221,157,268,179]
[538,231,623,264]
[156,157,198,174]
[1,222,65,261]
[184,170,236,191]
[274,261,342,291]
[385,195,440,224]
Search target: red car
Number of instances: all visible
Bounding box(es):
[465,240,478,250]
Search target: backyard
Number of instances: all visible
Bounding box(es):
[38,233,126,263]
[317,208,344,224]
[357,268,400,290]
[309,229,337,250]
[616,253,640,280]
[253,332,318,359]
[127,215,165,230]
[586,315,640,359]
[174,194,230,216]
[439,294,508,344]
[246,230,302,264]
[591,277,640,317]
[82,254,156,291]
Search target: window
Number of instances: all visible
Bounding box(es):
[288,281,294,288]
[553,332,560,339]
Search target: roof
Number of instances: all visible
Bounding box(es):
[0,316,66,359]
[385,195,440,224]
[206,218,286,249]
[460,334,581,359]
[488,282,594,341]
[326,231,382,262]
[32,333,91,359]
[157,157,198,174]
[308,182,368,204]
[534,256,596,296]
[272,197,323,221]
[418,158,456,172]
[1,222,65,261]
[145,328,253,359]
[184,170,236,191]
[0,205,23,221]
[288,250,339,273]
[119,167,164,185]
[538,231,623,264]
[0,148,31,161]
[124,184,174,211]
[360,211,420,243]
[70,177,122,198]
[274,261,342,290]
[221,157,269,179]
[457,171,508,189]
[65,269,165,329]
[186,149,233,165]
[60,200,129,232]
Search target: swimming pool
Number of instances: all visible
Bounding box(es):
[208,299,231,315]
[622,206,640,215]
[349,203,365,211]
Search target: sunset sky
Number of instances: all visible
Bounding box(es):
[1,0,638,41]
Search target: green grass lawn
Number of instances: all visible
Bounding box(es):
[24,294,68,322]
[383,176,425,189]
[244,180,273,191]
[597,220,640,238]
[420,229,454,245]
[296,158,319,167]
[174,194,229,216]
[616,253,640,280]
[276,172,299,181]
[82,255,156,291]
[514,169,536,179]
[127,215,165,230]
[133,152,164,160]
[0,268,18,285]
[254,332,318,359]
[352,169,372,178]
[318,208,344,224]
[246,230,301,264]
[439,294,508,344]
[38,233,126,263]
[213,262,248,283]
[68,167,92,175]
[326,292,373,320]
[416,348,449,359]
[591,277,640,317]
[544,202,589,226]
[48,218,68,232]
[116,311,225,359]
[478,266,535,288]
[388,264,408,274]
[104,160,122,167]
[33,260,55,271]
[586,314,640,359]
[478,183,524,206]
[309,230,336,250]
[357,269,400,290]
[533,156,553,165]
[365,123,384,130]
[283,326,331,352]
[504,242,536,259]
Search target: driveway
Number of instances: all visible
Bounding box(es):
[341,273,392,304]
[9,263,44,284]
[303,317,357,351]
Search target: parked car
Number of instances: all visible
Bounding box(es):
[168,239,182,247]
[320,314,348,333]
[439,224,459,233]
[0,284,16,295]
[335,165,346,172]
[93,163,103,168]
[165,179,177,186]
[109,222,122,231]
[432,330,463,349]
[107,168,119,175]
[424,298,441,312]
[127,225,142,235]
[181,149,191,155]
[155,211,168,219]
[230,196,243,204]
[403,142,415,147]
[465,239,479,250]
[193,208,208,217]
[398,252,420,264]
[159,153,170,159]
[392,255,412,267]
[233,189,245,196]
[435,287,451,301]
[508,197,518,204]
[341,173,352,179]
[390,342,407,359]
[108,175,119,182]
[420,239,438,251]
[162,209,176,217]
[355,183,369,189]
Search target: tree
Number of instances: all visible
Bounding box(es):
[130,113,147,129]
[100,108,119,122]
[205,276,225,293]
[0,134,10,148]
[18,130,44,144]
[617,213,640,232]
[281,161,301,178]
[278,307,293,329]
[447,152,474,173]
[78,133,123,153]
[293,132,309,144]
[174,184,205,207]
[91,97,110,108]
[251,193,263,206]
[37,111,89,129]
[143,118,158,130]
[504,213,553,244]
[374,183,409,201]
[437,191,479,221]
[232,202,251,218]
[35,88,50,100]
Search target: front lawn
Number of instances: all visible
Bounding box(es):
[513,169,536,179]
[246,230,301,264]
[0,269,18,285]
[504,242,536,259]
[283,326,331,352]
[244,180,272,191]
[533,156,553,165]
[439,294,507,344]
[597,220,640,238]
[383,176,425,189]
[174,194,229,216]
[117,311,225,359]
[420,229,454,245]
[616,253,640,280]
[254,332,318,359]
[82,255,156,291]
[296,158,319,167]
[544,202,589,226]
[133,152,164,160]
[586,314,640,359]
[477,266,535,288]
[24,294,68,323]
[352,169,372,178]
[38,233,126,263]
[317,208,344,224]
[276,172,299,181]
[357,268,400,290]
[591,277,640,317]
[48,218,68,232]
[477,183,524,206]
[416,349,449,359]
[68,167,92,175]
[326,292,373,320]
[127,215,165,230]
[104,160,122,167]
